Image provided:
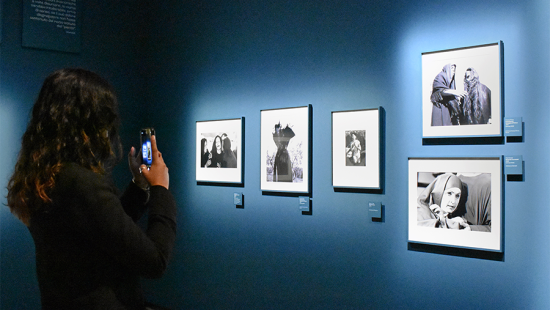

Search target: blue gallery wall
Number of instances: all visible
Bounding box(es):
[143,0,550,309]
[2,0,550,309]
[0,1,150,308]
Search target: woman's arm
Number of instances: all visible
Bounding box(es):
[61,166,177,279]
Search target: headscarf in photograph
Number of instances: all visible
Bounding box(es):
[417,173,465,228]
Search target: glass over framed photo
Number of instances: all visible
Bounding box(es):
[422,42,502,138]
[332,108,380,189]
[196,117,243,184]
[408,157,502,252]
[261,105,311,193]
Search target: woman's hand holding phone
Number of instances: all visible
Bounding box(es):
[140,135,169,189]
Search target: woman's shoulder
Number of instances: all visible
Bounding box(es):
[58,162,98,179]
[55,163,107,192]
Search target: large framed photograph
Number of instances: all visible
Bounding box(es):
[422,42,502,138]
[332,108,380,189]
[261,105,311,193]
[196,118,243,184]
[408,157,502,252]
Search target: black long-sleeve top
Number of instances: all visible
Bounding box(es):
[28,163,177,309]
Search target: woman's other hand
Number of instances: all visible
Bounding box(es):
[128,146,149,189]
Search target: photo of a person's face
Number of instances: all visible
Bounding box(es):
[215,137,222,154]
[440,187,461,214]
[465,69,472,80]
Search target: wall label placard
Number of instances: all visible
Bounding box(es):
[504,155,523,176]
[368,201,381,219]
[233,192,243,206]
[22,0,81,53]
[299,196,310,210]
[504,117,522,137]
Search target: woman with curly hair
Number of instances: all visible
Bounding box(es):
[208,135,223,168]
[6,68,176,309]
[463,67,491,125]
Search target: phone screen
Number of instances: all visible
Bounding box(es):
[140,128,155,167]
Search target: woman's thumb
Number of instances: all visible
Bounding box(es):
[140,165,149,177]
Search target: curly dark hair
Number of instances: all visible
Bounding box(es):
[7,68,123,225]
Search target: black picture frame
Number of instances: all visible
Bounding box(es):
[408,157,502,252]
[260,105,311,193]
[196,117,244,185]
[331,108,381,189]
[422,42,502,138]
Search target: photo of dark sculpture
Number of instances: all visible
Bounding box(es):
[265,122,303,183]
[416,172,491,232]
[430,64,491,126]
[345,130,366,166]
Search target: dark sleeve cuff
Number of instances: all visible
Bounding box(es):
[120,181,149,221]
[147,186,177,221]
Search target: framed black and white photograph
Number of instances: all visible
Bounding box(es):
[196,118,243,184]
[332,108,380,189]
[261,105,311,193]
[408,157,502,252]
[422,42,502,138]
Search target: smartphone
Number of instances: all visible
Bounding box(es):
[140,128,155,168]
